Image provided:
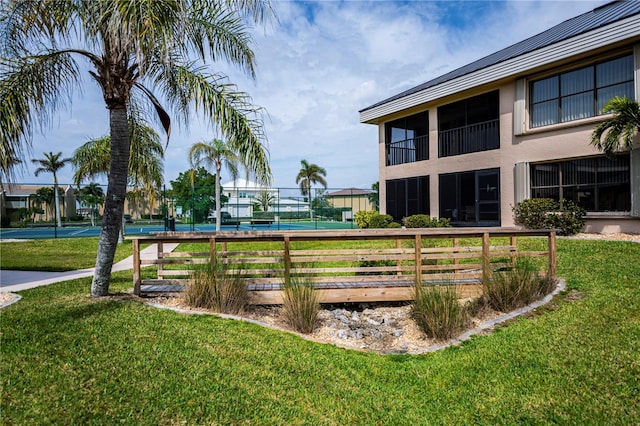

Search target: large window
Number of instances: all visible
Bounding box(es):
[530,155,630,212]
[439,168,500,226]
[385,112,429,166]
[530,54,634,128]
[386,176,429,221]
[438,91,500,157]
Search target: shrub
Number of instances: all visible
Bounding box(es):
[354,210,377,228]
[403,214,451,228]
[485,262,557,312]
[184,260,248,314]
[412,283,469,340]
[368,213,396,228]
[513,198,586,236]
[282,272,320,334]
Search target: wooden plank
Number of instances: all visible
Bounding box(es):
[157,241,164,279]
[283,236,291,285]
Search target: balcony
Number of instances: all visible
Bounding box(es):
[438,119,500,157]
[386,135,429,166]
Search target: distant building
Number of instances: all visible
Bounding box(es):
[360,0,640,233]
[1,183,76,222]
[221,179,308,218]
[325,188,375,221]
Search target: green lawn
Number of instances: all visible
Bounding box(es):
[0,238,133,271]
[1,238,639,424]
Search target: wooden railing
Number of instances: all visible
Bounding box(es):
[131,228,556,304]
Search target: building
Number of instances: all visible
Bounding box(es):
[325,188,375,221]
[360,0,640,234]
[1,184,77,222]
[221,178,309,218]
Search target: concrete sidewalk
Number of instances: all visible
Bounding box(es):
[0,243,178,293]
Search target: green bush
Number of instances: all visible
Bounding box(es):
[368,213,395,228]
[412,284,469,340]
[184,260,248,314]
[403,214,451,228]
[354,210,377,228]
[282,272,320,334]
[485,262,557,312]
[354,211,400,228]
[513,198,586,236]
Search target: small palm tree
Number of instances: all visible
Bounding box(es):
[32,152,71,227]
[591,96,640,156]
[189,139,241,232]
[296,160,327,219]
[29,189,48,223]
[78,183,105,226]
[368,182,380,211]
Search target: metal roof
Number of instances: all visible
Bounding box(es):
[360,0,640,114]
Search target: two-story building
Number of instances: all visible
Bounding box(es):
[360,0,640,233]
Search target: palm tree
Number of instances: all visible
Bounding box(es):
[295,160,327,219]
[29,188,48,223]
[1,0,274,296]
[32,152,71,227]
[189,139,241,232]
[368,182,380,211]
[591,97,640,156]
[78,183,105,226]
[0,147,22,192]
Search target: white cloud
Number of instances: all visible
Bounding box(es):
[21,0,609,191]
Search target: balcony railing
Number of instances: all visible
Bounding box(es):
[438,119,499,157]
[386,135,429,166]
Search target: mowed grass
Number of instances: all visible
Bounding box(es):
[1,238,639,424]
[0,238,134,271]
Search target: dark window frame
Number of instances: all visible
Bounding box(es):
[529,54,634,128]
[530,154,631,212]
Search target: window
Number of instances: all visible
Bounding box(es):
[385,111,429,166]
[385,176,429,221]
[530,155,630,212]
[438,91,500,157]
[530,54,634,128]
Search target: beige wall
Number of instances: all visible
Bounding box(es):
[327,195,373,214]
[377,45,640,233]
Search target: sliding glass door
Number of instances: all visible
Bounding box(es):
[439,168,500,226]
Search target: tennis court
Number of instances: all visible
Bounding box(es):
[0,220,357,240]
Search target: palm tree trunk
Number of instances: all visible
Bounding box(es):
[53,179,62,228]
[92,107,131,296]
[215,164,221,232]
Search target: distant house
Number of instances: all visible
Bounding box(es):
[0,183,76,222]
[221,179,308,218]
[325,188,374,221]
[360,0,640,233]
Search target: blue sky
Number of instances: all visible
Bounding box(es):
[18,0,609,190]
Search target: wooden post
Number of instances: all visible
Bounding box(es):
[510,235,517,270]
[209,237,217,264]
[482,232,490,286]
[414,234,422,286]
[453,237,460,278]
[133,238,141,295]
[396,239,402,276]
[548,231,557,277]
[157,241,164,279]
[283,236,291,285]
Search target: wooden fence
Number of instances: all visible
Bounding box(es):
[132,228,556,304]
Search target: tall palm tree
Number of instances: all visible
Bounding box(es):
[1,0,274,296]
[32,151,71,227]
[295,159,327,219]
[591,97,640,156]
[189,139,241,232]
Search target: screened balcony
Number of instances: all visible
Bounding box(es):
[387,135,429,166]
[385,111,429,166]
[438,119,500,157]
[438,90,500,158]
